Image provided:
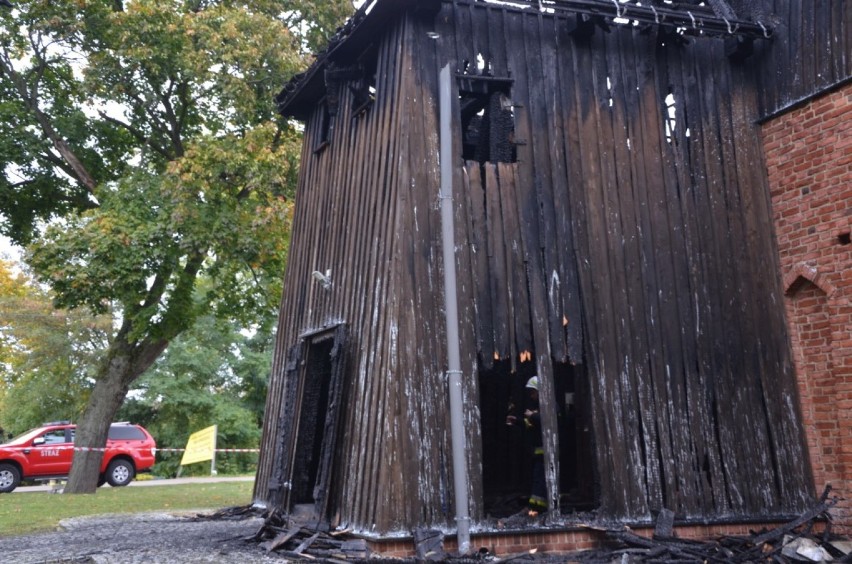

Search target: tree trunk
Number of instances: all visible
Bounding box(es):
[64,334,168,494]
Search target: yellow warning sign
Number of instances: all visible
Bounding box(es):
[180,425,217,466]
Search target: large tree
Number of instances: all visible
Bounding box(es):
[1,262,271,473]
[118,313,274,476]
[0,0,353,493]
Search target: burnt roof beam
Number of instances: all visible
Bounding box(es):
[498,0,772,40]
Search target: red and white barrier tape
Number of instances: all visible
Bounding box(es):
[12,446,259,453]
[154,448,260,453]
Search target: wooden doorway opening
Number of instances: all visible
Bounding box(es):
[291,337,335,505]
[268,324,348,523]
[478,359,538,518]
[478,358,597,519]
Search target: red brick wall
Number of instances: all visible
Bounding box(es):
[763,84,852,531]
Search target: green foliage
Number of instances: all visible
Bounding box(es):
[27,127,297,341]
[0,259,272,467]
[117,314,273,476]
[1,0,353,356]
[0,261,108,434]
[0,0,355,490]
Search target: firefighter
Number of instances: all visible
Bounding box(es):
[506,376,547,514]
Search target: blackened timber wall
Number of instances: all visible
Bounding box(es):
[430,0,812,521]
[258,0,818,534]
[735,0,851,117]
[256,20,412,532]
[256,14,467,533]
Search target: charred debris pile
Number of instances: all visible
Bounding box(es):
[201,486,849,562]
[577,486,850,563]
[200,506,372,561]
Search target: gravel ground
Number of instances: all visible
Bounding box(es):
[0,511,284,563]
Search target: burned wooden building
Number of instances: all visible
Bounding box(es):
[254,0,851,544]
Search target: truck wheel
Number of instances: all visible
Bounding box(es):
[0,463,21,493]
[105,459,134,487]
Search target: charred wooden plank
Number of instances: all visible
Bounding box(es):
[414,528,446,561]
[750,485,836,546]
[484,162,511,360]
[653,508,675,539]
[522,12,568,365]
[491,548,542,563]
[280,550,317,560]
[364,22,409,531]
[653,44,705,515]
[542,14,584,366]
[342,19,402,522]
[339,538,370,559]
[607,24,670,516]
[496,162,529,367]
[387,18,426,530]
[668,37,716,516]
[625,26,683,517]
[566,20,622,515]
[405,14,460,525]
[260,526,301,553]
[500,11,535,339]
[293,532,321,554]
[504,7,562,513]
[553,10,601,501]
[713,43,781,514]
[683,35,736,516]
[615,26,671,514]
[464,162,495,367]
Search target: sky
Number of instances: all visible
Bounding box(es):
[0,234,22,264]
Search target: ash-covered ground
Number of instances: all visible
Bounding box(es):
[1,500,844,564]
[0,511,279,564]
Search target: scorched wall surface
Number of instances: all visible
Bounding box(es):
[255,0,837,535]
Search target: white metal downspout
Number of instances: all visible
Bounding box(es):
[439,63,471,555]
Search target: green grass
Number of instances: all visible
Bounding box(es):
[0,481,254,537]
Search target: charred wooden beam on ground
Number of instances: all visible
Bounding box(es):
[414,528,448,561]
[248,509,371,560]
[201,496,852,562]
[573,486,845,563]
